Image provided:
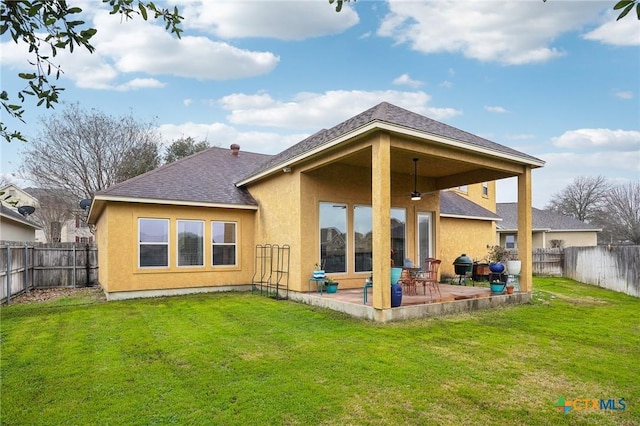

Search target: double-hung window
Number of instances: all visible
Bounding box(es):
[212,221,237,266]
[177,220,204,267]
[139,218,169,267]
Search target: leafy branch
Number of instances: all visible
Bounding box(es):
[0,0,183,144]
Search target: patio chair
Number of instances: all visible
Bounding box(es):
[398,268,416,296]
[416,258,441,299]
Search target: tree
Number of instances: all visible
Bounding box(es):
[1,0,183,143]
[604,181,640,244]
[24,187,76,243]
[20,103,161,200]
[116,141,161,181]
[164,137,210,164]
[546,175,612,223]
[330,0,640,20]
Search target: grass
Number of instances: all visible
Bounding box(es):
[1,277,638,425]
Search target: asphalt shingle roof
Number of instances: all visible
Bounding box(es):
[440,191,501,220]
[246,102,543,179]
[96,146,273,205]
[496,203,601,231]
[0,204,40,228]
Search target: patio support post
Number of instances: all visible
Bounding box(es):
[372,132,392,311]
[517,168,533,292]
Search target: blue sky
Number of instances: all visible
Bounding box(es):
[1,0,639,208]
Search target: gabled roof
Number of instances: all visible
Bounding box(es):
[440,191,501,221]
[238,102,544,185]
[0,204,41,229]
[93,146,273,208]
[496,203,601,232]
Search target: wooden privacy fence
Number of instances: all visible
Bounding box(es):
[532,248,564,276]
[564,245,639,298]
[0,242,98,304]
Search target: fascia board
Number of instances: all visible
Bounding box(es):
[441,213,502,221]
[91,195,258,211]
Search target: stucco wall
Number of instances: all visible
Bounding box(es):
[544,231,598,248]
[0,220,36,242]
[98,202,256,293]
[440,217,495,278]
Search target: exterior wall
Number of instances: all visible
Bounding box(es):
[543,231,598,248]
[0,219,37,242]
[440,217,495,278]
[532,231,546,250]
[97,202,256,293]
[451,182,496,212]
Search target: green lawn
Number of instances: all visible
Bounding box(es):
[1,277,638,425]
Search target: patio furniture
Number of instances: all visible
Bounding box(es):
[398,267,419,295]
[308,277,326,295]
[416,258,441,299]
[363,278,373,304]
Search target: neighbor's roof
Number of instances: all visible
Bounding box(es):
[0,204,41,229]
[238,102,545,185]
[92,146,273,208]
[440,191,501,221]
[496,203,601,232]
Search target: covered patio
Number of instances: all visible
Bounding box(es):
[289,284,531,322]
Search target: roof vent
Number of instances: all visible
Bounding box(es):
[230,144,240,156]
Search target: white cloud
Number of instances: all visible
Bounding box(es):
[613,90,634,100]
[183,99,193,107]
[377,0,604,65]
[582,11,640,46]
[392,73,424,88]
[176,0,359,40]
[157,122,307,155]
[485,106,508,113]
[552,128,640,151]
[440,80,453,89]
[219,90,462,129]
[0,3,280,91]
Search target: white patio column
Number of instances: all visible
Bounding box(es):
[517,168,533,292]
[372,132,391,311]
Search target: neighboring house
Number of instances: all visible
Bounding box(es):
[88,102,544,319]
[496,203,601,249]
[439,188,502,274]
[0,184,93,243]
[0,203,41,242]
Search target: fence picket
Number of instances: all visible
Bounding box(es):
[0,242,98,303]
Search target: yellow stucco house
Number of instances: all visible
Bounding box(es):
[88,102,544,321]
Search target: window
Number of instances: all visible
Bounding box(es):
[212,221,236,266]
[417,212,433,269]
[354,206,372,272]
[139,218,169,267]
[457,185,468,193]
[320,203,347,273]
[482,182,489,197]
[178,220,204,267]
[390,208,406,267]
[506,235,516,249]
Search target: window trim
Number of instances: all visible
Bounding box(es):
[138,218,169,269]
[177,219,205,268]
[211,221,237,267]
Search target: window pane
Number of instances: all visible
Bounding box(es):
[178,220,203,266]
[320,203,346,273]
[354,206,372,272]
[212,222,236,243]
[213,246,236,266]
[418,212,432,269]
[140,219,168,243]
[140,245,169,267]
[391,208,406,267]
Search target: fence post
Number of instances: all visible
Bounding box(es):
[6,246,11,305]
[85,244,90,286]
[24,244,29,292]
[72,244,77,288]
